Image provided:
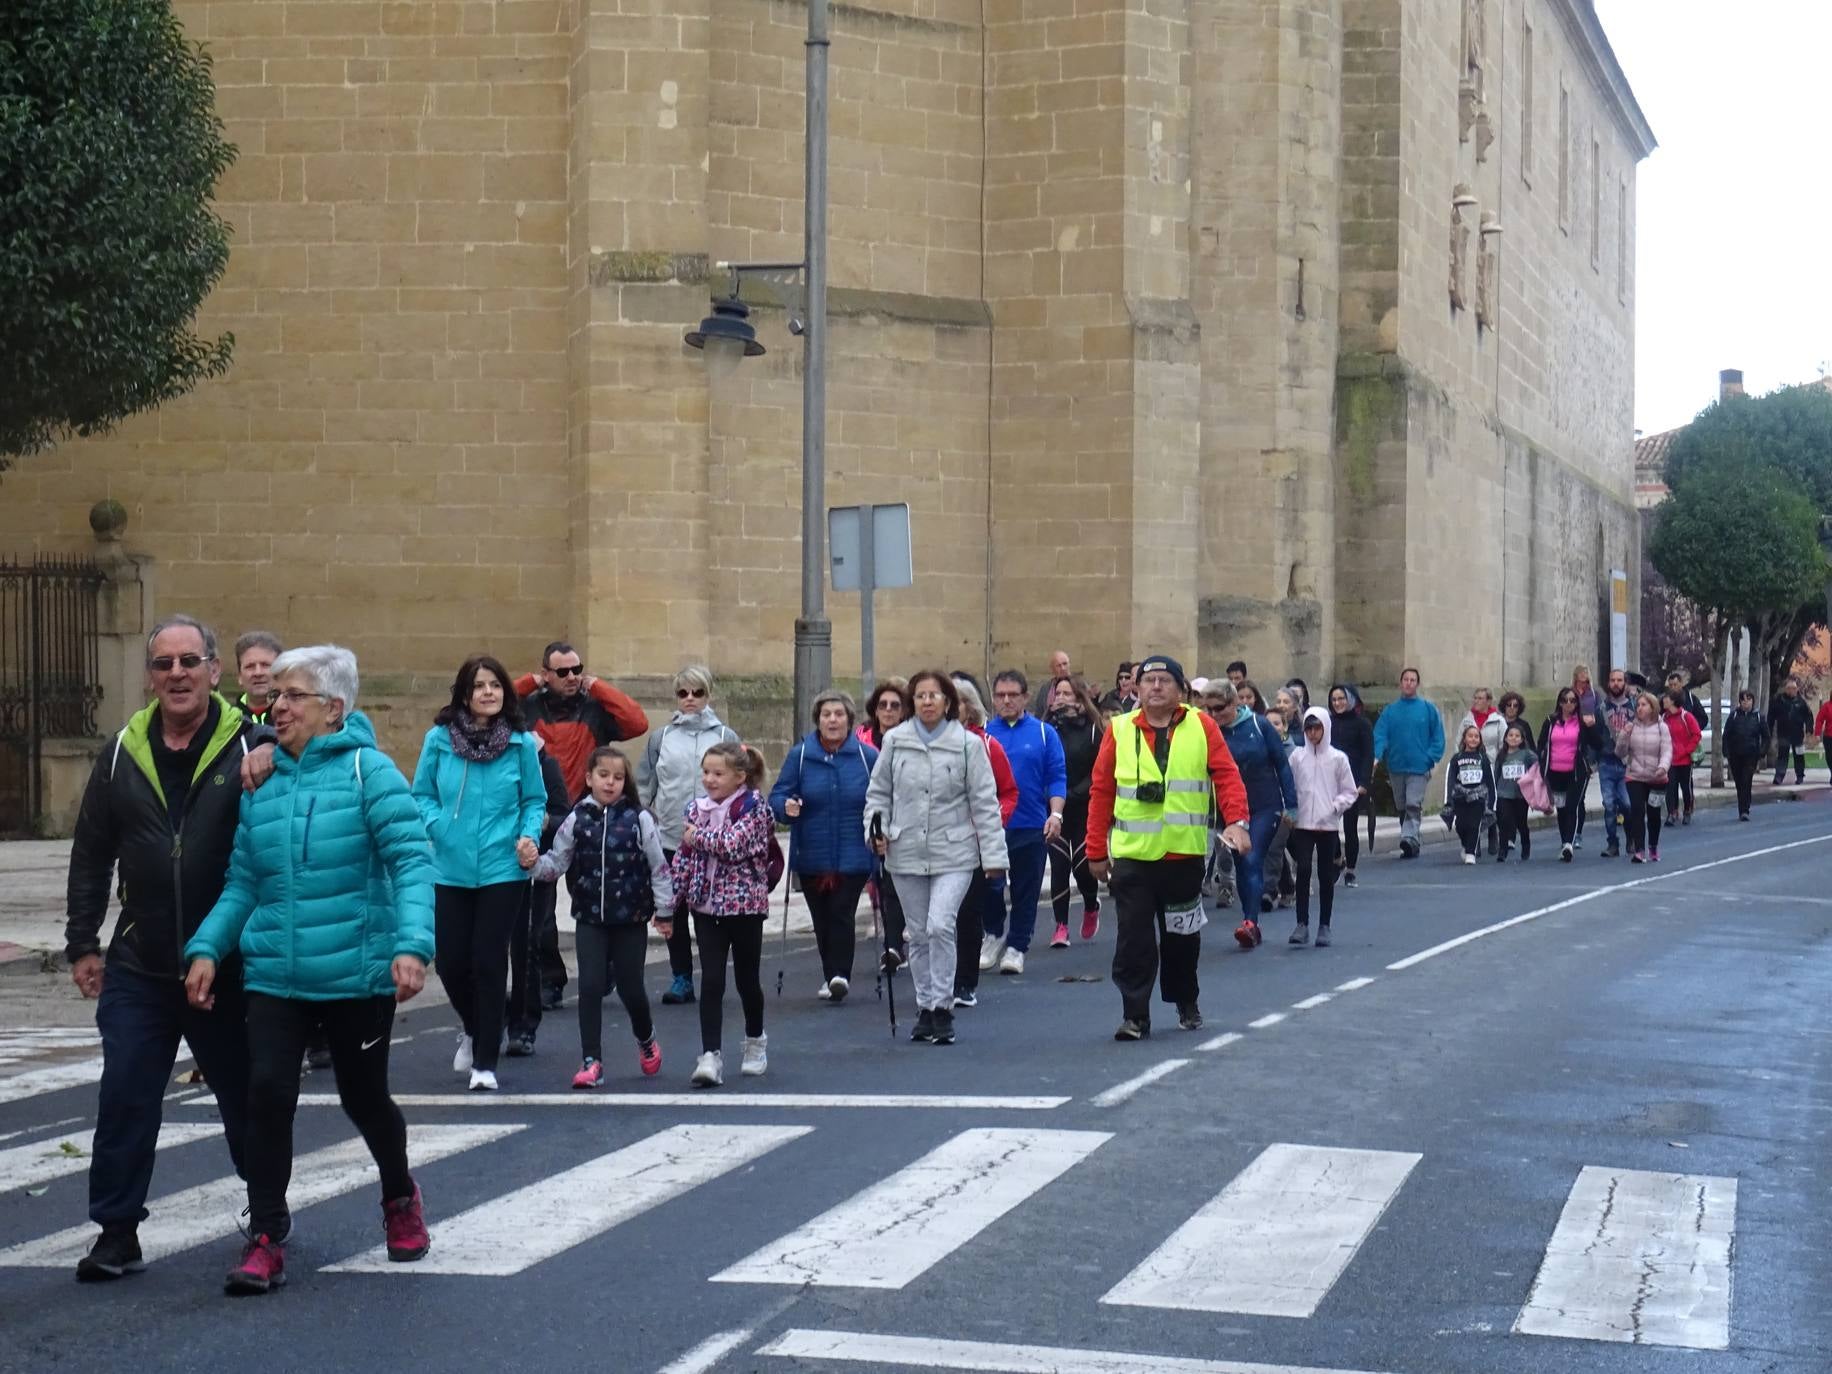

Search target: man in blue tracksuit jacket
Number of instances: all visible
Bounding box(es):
[1371,667,1445,857]
[985,670,1068,974]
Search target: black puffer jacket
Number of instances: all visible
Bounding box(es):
[1327,683,1375,786]
[1048,708,1102,813]
[1724,707,1766,762]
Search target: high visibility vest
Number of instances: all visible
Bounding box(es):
[1110,710,1213,861]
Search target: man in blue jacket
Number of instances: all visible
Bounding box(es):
[1372,667,1445,858]
[984,670,1068,975]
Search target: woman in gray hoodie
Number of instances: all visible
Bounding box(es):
[639,665,741,1003]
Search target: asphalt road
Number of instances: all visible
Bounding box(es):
[1,797,1829,1374]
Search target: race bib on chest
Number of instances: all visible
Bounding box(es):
[1458,764,1484,786]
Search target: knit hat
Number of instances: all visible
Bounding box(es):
[1135,655,1187,689]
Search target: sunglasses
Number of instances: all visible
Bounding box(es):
[149,653,212,673]
[676,687,707,699]
[548,664,584,677]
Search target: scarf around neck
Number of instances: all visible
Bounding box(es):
[448,713,512,763]
[690,789,743,891]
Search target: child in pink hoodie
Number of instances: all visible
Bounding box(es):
[1286,707,1360,947]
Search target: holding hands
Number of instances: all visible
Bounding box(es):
[516,836,538,870]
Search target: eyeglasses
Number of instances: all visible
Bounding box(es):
[149,653,212,673]
[676,687,707,700]
[548,663,584,678]
[265,689,330,708]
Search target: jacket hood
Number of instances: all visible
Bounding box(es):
[1302,706,1332,748]
[1328,683,1363,715]
[298,710,380,761]
[670,706,726,730]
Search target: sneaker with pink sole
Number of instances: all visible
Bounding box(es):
[638,1038,662,1076]
[1079,905,1101,941]
[571,1058,604,1090]
[224,1233,286,1295]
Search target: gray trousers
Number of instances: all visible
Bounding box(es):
[894,869,975,1012]
[1391,771,1430,844]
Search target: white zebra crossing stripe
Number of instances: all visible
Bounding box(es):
[324,1123,810,1276]
[0,1056,105,1107]
[0,1124,219,1197]
[1101,1143,1422,1317]
[713,1127,1111,1290]
[1513,1166,1736,1349]
[239,1092,1071,1110]
[755,1328,1399,1373]
[0,1123,522,1269]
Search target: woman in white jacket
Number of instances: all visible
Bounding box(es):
[865,669,1009,1046]
[1287,707,1360,947]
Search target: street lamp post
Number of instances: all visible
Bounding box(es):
[685,0,831,736]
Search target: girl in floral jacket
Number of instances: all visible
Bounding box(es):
[671,742,774,1088]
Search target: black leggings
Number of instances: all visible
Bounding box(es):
[574,922,653,1062]
[1454,799,1485,856]
[1626,781,1663,853]
[1730,756,1757,815]
[1667,763,1694,817]
[694,913,765,1052]
[955,870,986,995]
[1496,796,1531,858]
[1340,797,1365,872]
[1288,829,1340,927]
[243,993,410,1240]
[1547,770,1581,846]
[663,849,695,980]
[1049,803,1099,923]
[803,873,867,983]
[434,880,524,1072]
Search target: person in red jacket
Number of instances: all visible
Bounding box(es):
[1660,690,1703,826]
[1815,694,1832,784]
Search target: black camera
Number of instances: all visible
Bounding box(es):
[1135,781,1166,805]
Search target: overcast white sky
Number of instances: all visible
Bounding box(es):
[1594,0,1832,437]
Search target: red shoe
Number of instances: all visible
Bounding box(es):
[1080,905,1100,941]
[382,1183,430,1262]
[1234,919,1262,950]
[224,1233,286,1294]
[571,1058,604,1090]
[638,1038,662,1077]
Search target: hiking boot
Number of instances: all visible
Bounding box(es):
[827,975,849,1003]
[978,935,1008,972]
[1288,923,1310,946]
[572,1058,604,1090]
[224,1233,286,1295]
[662,974,695,1004]
[1602,842,1620,859]
[1050,922,1070,948]
[1113,1018,1150,1041]
[1080,905,1101,941]
[382,1184,429,1263]
[999,947,1025,976]
[930,1009,956,1046]
[638,1038,662,1077]
[952,988,977,1009]
[504,1033,535,1058]
[690,1051,723,1087]
[1314,925,1332,948]
[451,1033,472,1074]
[740,1034,768,1077]
[910,1009,936,1042]
[1177,1003,1203,1031]
[76,1226,143,1282]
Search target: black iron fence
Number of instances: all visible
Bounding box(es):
[0,556,106,837]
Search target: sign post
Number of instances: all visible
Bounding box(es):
[829,503,913,692]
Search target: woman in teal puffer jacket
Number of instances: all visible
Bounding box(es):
[184,645,437,1296]
[411,654,547,1092]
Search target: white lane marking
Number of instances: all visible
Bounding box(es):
[1389,834,1826,971]
[1334,977,1377,993]
[1102,1143,1422,1317]
[0,1056,104,1107]
[1091,1060,1190,1108]
[657,1325,761,1374]
[0,1125,218,1196]
[0,1123,522,1268]
[0,1116,86,1147]
[1246,1013,1287,1030]
[1513,1166,1736,1349]
[329,1123,809,1276]
[1291,994,1333,1011]
[713,1127,1111,1289]
[755,1328,1398,1374]
[1195,1032,1244,1053]
[246,1092,1071,1110]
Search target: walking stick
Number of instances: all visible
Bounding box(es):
[871,814,896,1036]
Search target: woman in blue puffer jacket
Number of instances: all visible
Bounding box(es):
[411,655,547,1091]
[185,645,437,1295]
[770,689,879,1002]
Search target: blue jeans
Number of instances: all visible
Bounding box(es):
[91,963,249,1228]
[1236,809,1282,924]
[1598,762,1630,846]
[984,829,1047,952]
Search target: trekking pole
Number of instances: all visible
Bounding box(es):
[870,814,896,1036]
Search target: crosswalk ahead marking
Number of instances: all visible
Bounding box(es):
[325,1123,810,1276]
[0,1123,522,1269]
[712,1127,1111,1290]
[0,1124,219,1197]
[1513,1165,1736,1350]
[1101,1144,1422,1317]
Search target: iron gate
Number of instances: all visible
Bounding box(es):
[0,557,106,837]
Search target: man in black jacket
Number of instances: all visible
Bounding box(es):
[1769,676,1813,785]
[1664,671,1707,734]
[64,615,270,1282]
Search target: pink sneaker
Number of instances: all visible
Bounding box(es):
[224,1233,286,1295]
[382,1183,429,1262]
[572,1058,604,1090]
[638,1038,662,1077]
[1649,848,1660,863]
[1080,905,1100,941]
[1050,922,1070,948]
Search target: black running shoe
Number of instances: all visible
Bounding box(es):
[76,1227,143,1282]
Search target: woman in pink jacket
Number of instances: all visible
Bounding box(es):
[1286,707,1360,947]
[1616,693,1672,864]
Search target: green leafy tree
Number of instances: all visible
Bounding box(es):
[1665,382,1832,513]
[0,0,235,468]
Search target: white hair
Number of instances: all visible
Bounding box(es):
[272,645,360,714]
[953,677,987,728]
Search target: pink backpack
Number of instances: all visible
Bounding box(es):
[1518,760,1553,814]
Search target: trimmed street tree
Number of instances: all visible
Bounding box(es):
[0,0,236,469]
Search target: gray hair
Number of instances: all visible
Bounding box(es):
[953,677,987,728]
[673,663,714,696]
[273,645,360,715]
[146,614,217,664]
[233,629,284,663]
[1204,678,1238,706]
[811,687,858,729]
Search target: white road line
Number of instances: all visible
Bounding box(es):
[0,1124,218,1196]
[657,1325,761,1374]
[250,1092,1072,1110]
[1291,994,1333,1011]
[0,1056,104,1107]
[1513,1165,1736,1349]
[0,1116,86,1147]
[1388,834,1826,971]
[713,1127,1111,1289]
[1102,1142,1422,1317]
[754,1328,1398,1374]
[1091,1060,1190,1108]
[1195,1032,1244,1053]
[1246,1012,1287,1030]
[0,1123,522,1268]
[328,1123,809,1276]
[1334,977,1376,993]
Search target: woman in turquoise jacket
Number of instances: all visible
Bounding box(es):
[184,645,437,1295]
[411,654,546,1091]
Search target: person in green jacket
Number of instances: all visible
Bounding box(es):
[411,654,547,1092]
[184,644,437,1296]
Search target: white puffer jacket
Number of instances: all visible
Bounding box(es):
[864,719,1010,877]
[640,709,740,850]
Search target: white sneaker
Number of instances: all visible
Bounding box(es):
[452,1033,473,1073]
[978,934,1008,972]
[816,982,831,1000]
[1462,853,1476,866]
[691,1051,723,1087]
[467,1067,497,1092]
[741,1034,768,1077]
[827,975,848,1003]
[998,947,1025,976]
